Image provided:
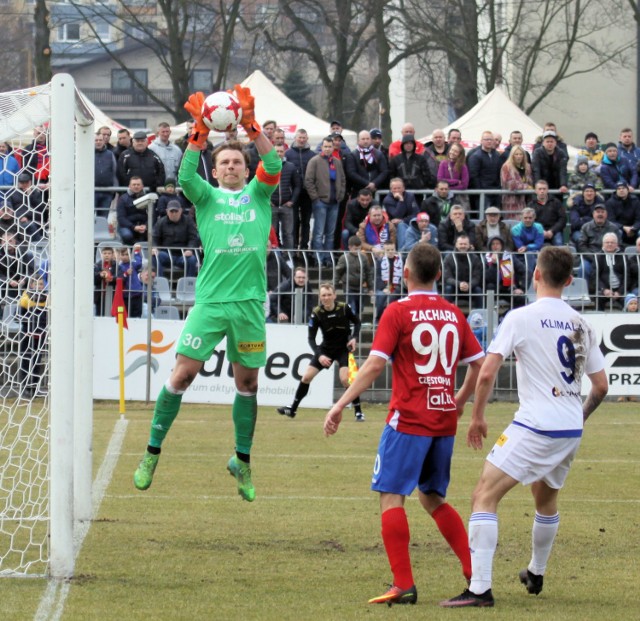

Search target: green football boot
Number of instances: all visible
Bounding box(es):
[133,451,160,491]
[227,455,255,502]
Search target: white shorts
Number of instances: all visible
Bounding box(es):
[486,423,581,489]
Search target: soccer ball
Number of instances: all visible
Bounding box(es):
[201,91,243,132]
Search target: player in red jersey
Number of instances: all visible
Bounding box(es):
[324,243,485,606]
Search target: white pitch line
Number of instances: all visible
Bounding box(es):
[34,416,128,621]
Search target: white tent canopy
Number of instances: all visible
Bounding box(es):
[240,70,357,148]
[419,87,544,150]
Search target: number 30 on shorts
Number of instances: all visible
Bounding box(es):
[182,333,202,350]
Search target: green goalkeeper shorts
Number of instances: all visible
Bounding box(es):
[176,300,267,368]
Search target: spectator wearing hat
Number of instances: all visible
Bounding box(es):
[577,203,620,282]
[576,132,604,171]
[94,133,118,216]
[149,121,183,180]
[117,130,166,192]
[345,130,388,195]
[475,206,514,252]
[400,211,439,252]
[568,155,603,192]
[624,293,638,312]
[155,177,191,221]
[315,125,349,156]
[568,183,605,245]
[369,128,388,160]
[389,134,434,200]
[531,130,568,194]
[387,123,426,159]
[382,177,420,249]
[605,182,640,246]
[618,128,640,174]
[152,199,200,278]
[533,122,569,155]
[528,179,566,246]
[600,142,637,190]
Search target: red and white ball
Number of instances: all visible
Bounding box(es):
[201,91,243,132]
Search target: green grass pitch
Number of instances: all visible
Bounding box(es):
[1,400,639,620]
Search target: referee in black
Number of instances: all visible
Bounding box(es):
[277,282,365,420]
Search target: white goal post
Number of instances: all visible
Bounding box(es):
[0,74,94,578]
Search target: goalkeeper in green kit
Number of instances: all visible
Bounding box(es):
[133,85,281,501]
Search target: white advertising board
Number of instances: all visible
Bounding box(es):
[581,313,640,397]
[93,317,334,408]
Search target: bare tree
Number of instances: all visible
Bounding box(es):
[67,0,246,121]
[34,0,52,85]
[396,0,634,116]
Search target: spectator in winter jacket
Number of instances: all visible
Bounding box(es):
[152,200,200,278]
[149,122,183,180]
[400,212,439,252]
[424,128,450,162]
[117,246,144,318]
[269,267,314,323]
[374,242,403,321]
[592,232,628,309]
[94,245,117,316]
[113,128,132,160]
[388,123,426,159]
[421,180,454,226]
[528,180,566,246]
[155,178,191,221]
[357,205,396,255]
[442,233,484,308]
[568,155,603,192]
[305,137,346,266]
[345,130,388,194]
[618,128,640,178]
[531,130,568,193]
[16,126,49,184]
[474,206,514,252]
[389,134,433,198]
[271,144,301,249]
[576,204,621,282]
[0,142,19,199]
[382,177,420,250]
[341,188,377,249]
[285,129,316,250]
[605,182,640,246]
[116,176,148,245]
[600,142,637,190]
[117,130,165,191]
[467,131,501,208]
[94,134,118,216]
[500,145,533,217]
[437,143,469,194]
[437,204,477,252]
[334,236,373,315]
[576,132,604,171]
[511,206,544,283]
[568,183,604,245]
[483,235,527,309]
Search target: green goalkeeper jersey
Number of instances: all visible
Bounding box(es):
[178,147,282,304]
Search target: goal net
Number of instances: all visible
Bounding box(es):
[0,76,94,578]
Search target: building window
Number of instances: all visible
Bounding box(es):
[58,23,81,43]
[114,119,147,129]
[189,70,212,93]
[95,22,111,42]
[111,69,148,91]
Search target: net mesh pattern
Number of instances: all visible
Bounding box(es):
[0,85,51,576]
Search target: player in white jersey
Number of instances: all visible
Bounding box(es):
[441,245,608,608]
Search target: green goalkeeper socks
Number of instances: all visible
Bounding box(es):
[232,392,257,455]
[149,385,184,448]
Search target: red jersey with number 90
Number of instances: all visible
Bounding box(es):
[370,291,484,436]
